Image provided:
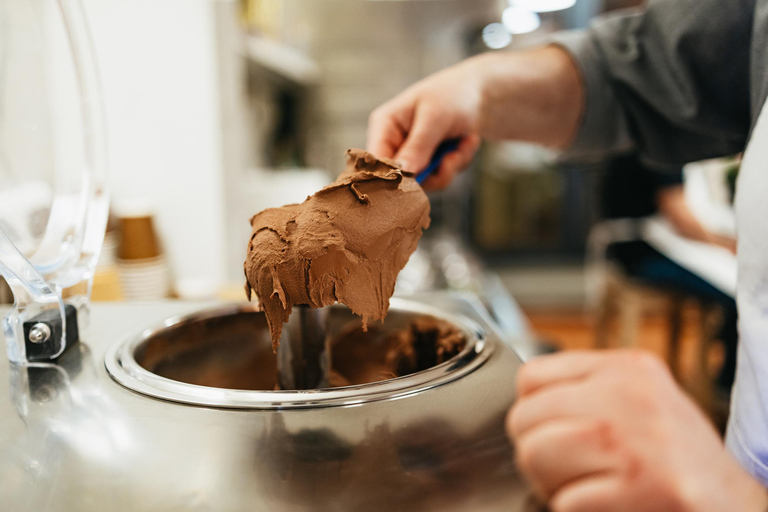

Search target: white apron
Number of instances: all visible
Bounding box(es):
[725,98,768,484]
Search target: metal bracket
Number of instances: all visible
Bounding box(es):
[23,305,79,362]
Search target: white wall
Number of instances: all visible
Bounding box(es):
[82,0,226,292]
[213,0,501,284]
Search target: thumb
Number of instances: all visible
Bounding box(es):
[394,107,447,173]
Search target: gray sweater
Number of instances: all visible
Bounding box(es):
[554,0,762,169]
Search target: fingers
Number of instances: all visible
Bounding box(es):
[507,349,701,512]
[516,349,666,399]
[510,350,671,437]
[368,97,478,191]
[393,104,450,173]
[422,134,481,191]
[367,100,412,159]
[550,475,625,512]
[514,418,625,500]
[508,380,591,438]
[516,351,610,398]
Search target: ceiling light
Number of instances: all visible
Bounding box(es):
[502,7,541,34]
[482,23,513,49]
[509,0,577,13]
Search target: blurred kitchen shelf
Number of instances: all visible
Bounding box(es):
[493,263,586,309]
[244,36,320,84]
[523,307,595,351]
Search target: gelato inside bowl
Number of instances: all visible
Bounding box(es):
[106,299,489,408]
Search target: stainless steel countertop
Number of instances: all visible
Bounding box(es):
[0,294,541,512]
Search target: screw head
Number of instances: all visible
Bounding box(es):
[29,323,51,344]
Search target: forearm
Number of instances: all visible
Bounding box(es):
[471,46,584,149]
[658,190,710,242]
[657,187,737,252]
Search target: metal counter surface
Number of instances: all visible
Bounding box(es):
[0,294,542,512]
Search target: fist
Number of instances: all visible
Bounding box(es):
[507,349,766,512]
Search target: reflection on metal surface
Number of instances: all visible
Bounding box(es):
[105,299,491,409]
[278,305,330,390]
[252,413,542,512]
[1,296,544,512]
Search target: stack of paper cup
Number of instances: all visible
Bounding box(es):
[98,229,119,269]
[116,206,171,301]
[91,228,124,301]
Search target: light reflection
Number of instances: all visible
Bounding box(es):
[502,6,541,34]
[482,23,512,50]
[510,0,578,13]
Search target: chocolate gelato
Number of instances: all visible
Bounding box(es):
[244,149,431,349]
[137,310,466,391]
[328,317,466,387]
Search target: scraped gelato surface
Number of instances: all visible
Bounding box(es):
[244,149,431,349]
[328,317,466,388]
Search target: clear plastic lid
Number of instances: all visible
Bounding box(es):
[0,0,108,363]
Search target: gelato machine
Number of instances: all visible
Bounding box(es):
[0,0,541,509]
[0,295,542,512]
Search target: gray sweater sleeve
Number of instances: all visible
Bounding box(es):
[553,0,754,170]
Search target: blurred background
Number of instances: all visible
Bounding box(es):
[0,0,740,424]
[61,0,627,297]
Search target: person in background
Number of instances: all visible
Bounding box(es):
[367,0,768,509]
[602,154,738,395]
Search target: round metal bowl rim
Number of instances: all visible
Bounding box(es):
[104,298,492,409]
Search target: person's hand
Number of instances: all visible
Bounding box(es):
[507,349,767,512]
[366,59,483,190]
[656,186,738,255]
[367,47,584,190]
[706,233,737,254]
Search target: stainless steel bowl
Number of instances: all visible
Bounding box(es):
[106,299,492,409]
[0,295,542,512]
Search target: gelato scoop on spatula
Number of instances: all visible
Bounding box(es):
[244,149,431,350]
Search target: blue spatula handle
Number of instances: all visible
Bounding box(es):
[416,138,461,185]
